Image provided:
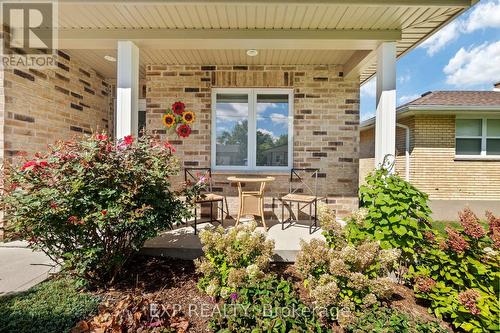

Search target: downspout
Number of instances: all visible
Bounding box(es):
[396,123,410,181]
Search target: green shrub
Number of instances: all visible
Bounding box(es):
[208,278,329,333]
[1,134,199,285]
[196,222,275,298]
[409,208,500,332]
[347,167,433,265]
[345,307,449,333]
[0,277,99,333]
[295,237,400,324]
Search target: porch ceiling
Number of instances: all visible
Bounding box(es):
[67,49,358,78]
[55,0,474,81]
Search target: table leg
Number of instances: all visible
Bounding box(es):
[235,182,242,226]
[259,196,267,229]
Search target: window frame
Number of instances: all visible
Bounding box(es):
[211,88,294,172]
[455,116,500,159]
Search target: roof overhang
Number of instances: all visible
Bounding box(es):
[26,0,476,78]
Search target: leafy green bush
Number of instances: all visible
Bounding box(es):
[295,237,400,325]
[410,208,500,332]
[347,167,433,265]
[0,277,99,333]
[345,307,449,333]
[196,222,275,298]
[208,278,329,333]
[2,134,199,285]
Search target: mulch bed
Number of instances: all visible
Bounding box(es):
[72,256,452,333]
[73,256,212,333]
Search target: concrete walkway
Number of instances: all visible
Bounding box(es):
[0,241,57,295]
[142,218,331,262]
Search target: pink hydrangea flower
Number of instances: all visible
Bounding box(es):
[446,227,469,254]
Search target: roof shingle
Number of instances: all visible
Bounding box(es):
[399,91,500,108]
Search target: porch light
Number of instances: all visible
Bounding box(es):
[246,49,258,57]
[104,55,117,62]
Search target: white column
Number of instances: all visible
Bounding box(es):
[375,42,396,169]
[116,41,139,139]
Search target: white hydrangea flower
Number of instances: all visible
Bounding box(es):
[246,264,260,279]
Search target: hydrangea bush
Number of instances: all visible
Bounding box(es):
[410,208,500,332]
[195,222,275,299]
[1,134,198,285]
[295,236,400,327]
[209,278,329,332]
[318,202,346,249]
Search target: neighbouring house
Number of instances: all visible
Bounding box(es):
[360,90,500,220]
[0,1,477,238]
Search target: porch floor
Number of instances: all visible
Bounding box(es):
[142,218,328,262]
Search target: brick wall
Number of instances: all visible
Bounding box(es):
[0,38,4,239]
[146,65,360,217]
[358,116,414,184]
[359,114,500,200]
[0,29,113,238]
[2,52,112,164]
[412,115,500,200]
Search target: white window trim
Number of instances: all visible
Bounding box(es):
[455,116,500,160]
[211,88,294,172]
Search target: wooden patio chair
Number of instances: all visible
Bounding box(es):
[184,168,228,235]
[273,168,325,234]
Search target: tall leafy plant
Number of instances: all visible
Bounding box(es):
[347,167,433,264]
[1,134,199,285]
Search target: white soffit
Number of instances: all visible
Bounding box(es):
[55,1,472,80]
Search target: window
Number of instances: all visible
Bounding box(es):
[212,89,293,171]
[456,118,500,157]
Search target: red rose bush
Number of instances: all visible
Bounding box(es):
[1,134,199,285]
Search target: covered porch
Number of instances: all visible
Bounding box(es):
[54,1,470,218]
[142,219,329,262]
[3,0,471,242]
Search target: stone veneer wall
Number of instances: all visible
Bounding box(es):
[0,30,113,238]
[146,65,360,217]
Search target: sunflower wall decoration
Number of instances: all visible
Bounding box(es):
[162,101,196,138]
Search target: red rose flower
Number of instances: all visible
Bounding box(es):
[176,124,192,138]
[96,134,108,141]
[68,216,79,225]
[21,161,37,171]
[172,101,185,115]
[50,202,58,209]
[164,141,177,153]
[123,135,134,145]
[101,210,107,216]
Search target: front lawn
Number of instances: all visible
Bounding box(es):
[0,277,99,333]
[431,220,489,235]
